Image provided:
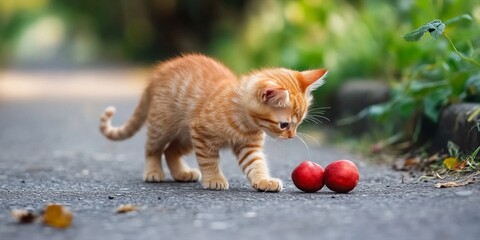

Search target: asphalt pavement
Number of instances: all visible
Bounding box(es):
[1,88,479,240]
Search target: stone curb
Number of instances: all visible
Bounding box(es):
[330,80,389,134]
[434,103,480,153]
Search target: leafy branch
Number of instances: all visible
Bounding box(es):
[402,19,445,41]
[403,15,480,67]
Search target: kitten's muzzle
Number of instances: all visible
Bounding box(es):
[285,130,296,139]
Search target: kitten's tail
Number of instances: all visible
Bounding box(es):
[99,90,151,141]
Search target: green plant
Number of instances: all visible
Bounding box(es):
[348,14,480,144]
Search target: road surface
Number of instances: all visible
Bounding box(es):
[0,72,479,240]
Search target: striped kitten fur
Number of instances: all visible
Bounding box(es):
[100,54,326,192]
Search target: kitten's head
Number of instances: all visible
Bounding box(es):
[239,68,327,139]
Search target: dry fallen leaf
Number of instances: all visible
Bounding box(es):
[435,177,475,188]
[11,209,37,223]
[456,160,467,170]
[116,204,138,213]
[43,204,73,228]
[393,156,420,171]
[404,157,420,167]
[427,153,440,162]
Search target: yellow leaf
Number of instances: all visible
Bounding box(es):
[43,204,73,228]
[443,157,460,170]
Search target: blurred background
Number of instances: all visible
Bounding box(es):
[1,0,479,150]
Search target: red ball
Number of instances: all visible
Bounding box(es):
[291,161,325,193]
[324,160,359,193]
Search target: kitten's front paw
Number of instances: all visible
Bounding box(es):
[172,168,201,182]
[144,170,165,182]
[202,176,229,190]
[252,178,283,192]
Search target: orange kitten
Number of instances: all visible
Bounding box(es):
[100,54,326,192]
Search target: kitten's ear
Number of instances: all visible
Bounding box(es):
[299,69,327,93]
[260,88,290,107]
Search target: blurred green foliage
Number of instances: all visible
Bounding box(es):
[0,0,247,66]
[212,0,479,96]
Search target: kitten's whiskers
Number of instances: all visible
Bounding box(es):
[295,134,312,158]
[306,106,330,125]
[298,132,321,147]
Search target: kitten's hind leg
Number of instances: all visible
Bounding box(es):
[165,138,201,182]
[143,136,167,182]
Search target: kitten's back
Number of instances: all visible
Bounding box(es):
[151,54,236,91]
[147,54,237,124]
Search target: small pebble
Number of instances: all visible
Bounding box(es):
[157,197,162,200]
[108,196,114,200]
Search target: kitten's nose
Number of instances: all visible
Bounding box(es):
[287,131,295,138]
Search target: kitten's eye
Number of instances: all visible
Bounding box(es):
[279,122,289,129]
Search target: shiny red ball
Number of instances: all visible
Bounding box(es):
[291,161,325,193]
[324,160,359,193]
